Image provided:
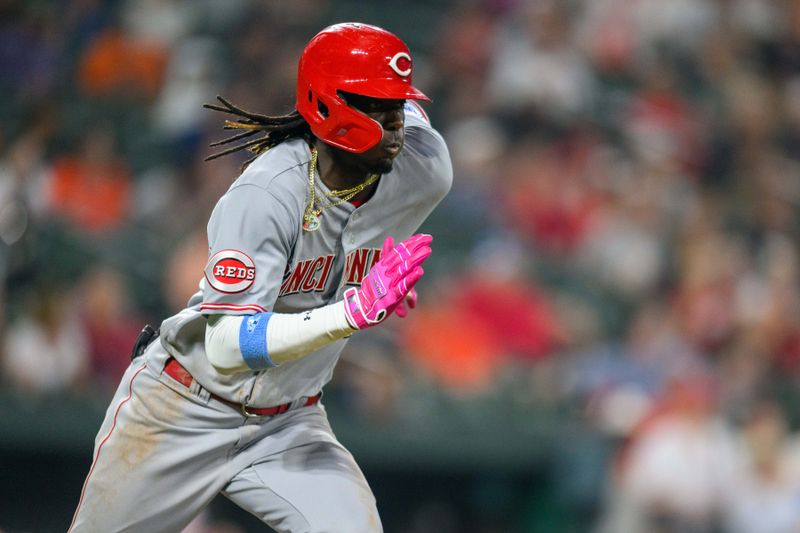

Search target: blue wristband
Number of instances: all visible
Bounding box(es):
[238,312,276,370]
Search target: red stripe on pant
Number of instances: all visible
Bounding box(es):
[68,363,148,532]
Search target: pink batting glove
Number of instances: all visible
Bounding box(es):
[343,234,432,330]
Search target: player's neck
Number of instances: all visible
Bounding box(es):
[315,142,378,191]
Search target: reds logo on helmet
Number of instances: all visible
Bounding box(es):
[388,52,412,77]
[205,250,256,293]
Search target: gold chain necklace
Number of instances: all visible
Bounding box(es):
[302,146,379,232]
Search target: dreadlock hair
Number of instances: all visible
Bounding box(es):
[203,95,313,170]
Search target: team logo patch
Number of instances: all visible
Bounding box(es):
[246,314,260,333]
[205,250,256,293]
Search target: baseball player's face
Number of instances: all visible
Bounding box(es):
[342,93,406,174]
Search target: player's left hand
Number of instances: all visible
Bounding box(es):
[343,233,431,329]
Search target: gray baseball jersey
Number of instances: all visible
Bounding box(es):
[70,104,452,532]
[160,105,451,407]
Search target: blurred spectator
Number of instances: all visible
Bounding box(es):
[734,234,800,367]
[77,265,145,391]
[78,24,168,101]
[120,0,196,48]
[454,237,565,362]
[577,0,639,74]
[151,36,223,146]
[722,400,800,533]
[622,56,706,176]
[574,188,667,299]
[599,376,737,533]
[1,285,90,396]
[0,124,52,242]
[580,0,719,71]
[429,116,507,264]
[496,135,603,256]
[671,210,742,354]
[44,125,131,234]
[487,0,595,125]
[400,236,564,394]
[400,295,498,394]
[428,2,499,121]
[567,298,706,438]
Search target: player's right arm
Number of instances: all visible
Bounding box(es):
[201,180,431,374]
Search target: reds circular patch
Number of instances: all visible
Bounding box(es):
[204,250,256,293]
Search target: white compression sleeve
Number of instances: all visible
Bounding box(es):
[205,301,356,373]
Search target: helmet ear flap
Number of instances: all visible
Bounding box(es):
[308,89,384,153]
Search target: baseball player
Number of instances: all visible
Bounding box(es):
[69,22,452,533]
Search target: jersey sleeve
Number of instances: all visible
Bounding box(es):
[401,102,453,205]
[200,183,297,316]
[403,100,432,129]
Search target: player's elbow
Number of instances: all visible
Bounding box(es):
[205,343,245,375]
[205,315,250,374]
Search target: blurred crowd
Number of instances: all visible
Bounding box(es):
[3,0,800,531]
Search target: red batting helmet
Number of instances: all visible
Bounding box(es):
[296,22,430,153]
